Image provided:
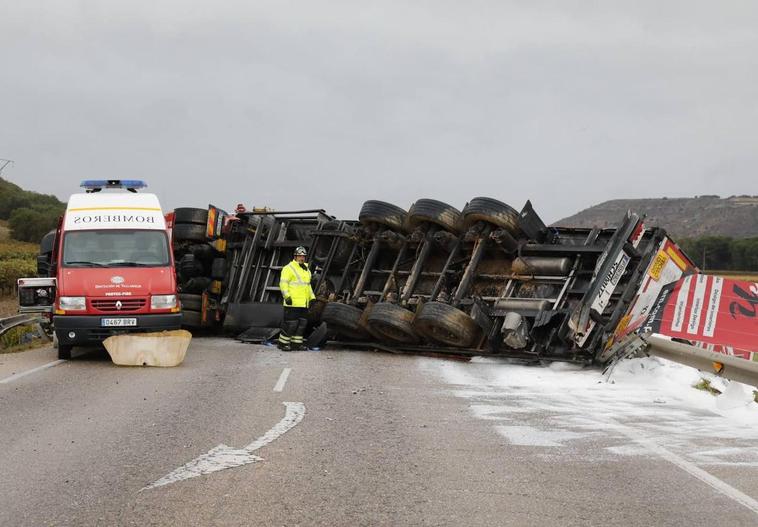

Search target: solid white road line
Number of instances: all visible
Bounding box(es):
[144,401,306,490]
[273,367,291,392]
[0,360,65,385]
[607,418,758,515]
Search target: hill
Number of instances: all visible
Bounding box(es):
[555,196,758,239]
[0,177,65,243]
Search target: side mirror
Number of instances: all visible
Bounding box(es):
[37,255,51,277]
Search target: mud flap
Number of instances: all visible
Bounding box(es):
[103,329,192,367]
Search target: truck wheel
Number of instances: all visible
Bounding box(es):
[211,258,227,280]
[358,200,408,232]
[174,207,208,225]
[179,277,212,294]
[366,303,419,344]
[179,254,205,279]
[413,301,481,348]
[408,199,462,234]
[57,343,73,360]
[321,303,367,340]
[190,243,215,263]
[462,197,521,236]
[173,223,207,242]
[306,322,329,349]
[179,294,203,311]
[181,310,202,327]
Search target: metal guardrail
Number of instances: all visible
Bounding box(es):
[607,332,758,388]
[0,314,43,338]
[643,333,758,388]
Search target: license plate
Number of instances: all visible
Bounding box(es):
[101,318,137,327]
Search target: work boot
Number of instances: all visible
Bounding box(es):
[277,340,291,352]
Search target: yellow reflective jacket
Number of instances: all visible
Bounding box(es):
[279,260,316,307]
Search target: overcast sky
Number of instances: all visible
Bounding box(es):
[1,1,757,222]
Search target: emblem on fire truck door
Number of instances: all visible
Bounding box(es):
[111,276,125,284]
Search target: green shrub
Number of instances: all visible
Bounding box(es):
[9,206,62,244]
[679,236,758,272]
[0,240,37,260]
[0,258,37,291]
[0,177,64,221]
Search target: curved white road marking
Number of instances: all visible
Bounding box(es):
[0,360,65,385]
[273,368,291,392]
[144,401,305,490]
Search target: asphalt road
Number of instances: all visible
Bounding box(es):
[1,338,757,526]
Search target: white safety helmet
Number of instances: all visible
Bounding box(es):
[294,246,307,257]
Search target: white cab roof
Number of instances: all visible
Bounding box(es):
[64,191,166,231]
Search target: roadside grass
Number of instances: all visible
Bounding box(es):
[0,219,9,241]
[693,378,722,395]
[0,295,18,317]
[1,292,51,354]
[694,377,758,403]
[0,324,51,354]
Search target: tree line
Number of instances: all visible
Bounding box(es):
[0,177,65,243]
[678,236,758,272]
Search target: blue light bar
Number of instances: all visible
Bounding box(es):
[80,180,148,190]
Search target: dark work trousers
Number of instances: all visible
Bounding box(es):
[279,306,308,350]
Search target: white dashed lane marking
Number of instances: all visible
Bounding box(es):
[0,360,65,385]
[273,367,292,392]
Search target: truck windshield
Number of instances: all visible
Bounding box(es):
[62,230,170,268]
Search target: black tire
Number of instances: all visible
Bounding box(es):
[179,254,205,279]
[413,301,481,348]
[179,277,212,294]
[190,243,215,263]
[39,230,56,255]
[174,207,208,225]
[57,342,72,360]
[358,200,408,232]
[408,199,462,233]
[173,223,207,242]
[179,293,203,311]
[461,197,521,236]
[366,302,419,344]
[321,302,367,340]
[211,258,227,280]
[306,322,329,349]
[181,309,202,327]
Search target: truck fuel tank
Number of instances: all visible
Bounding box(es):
[511,257,571,276]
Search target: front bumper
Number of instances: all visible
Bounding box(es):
[53,314,182,345]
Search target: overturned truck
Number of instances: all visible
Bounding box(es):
[170,197,702,365]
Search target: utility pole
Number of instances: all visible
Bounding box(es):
[0,158,13,177]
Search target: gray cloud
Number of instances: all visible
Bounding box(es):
[2,1,757,222]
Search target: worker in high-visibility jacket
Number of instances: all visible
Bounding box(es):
[278,246,316,351]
